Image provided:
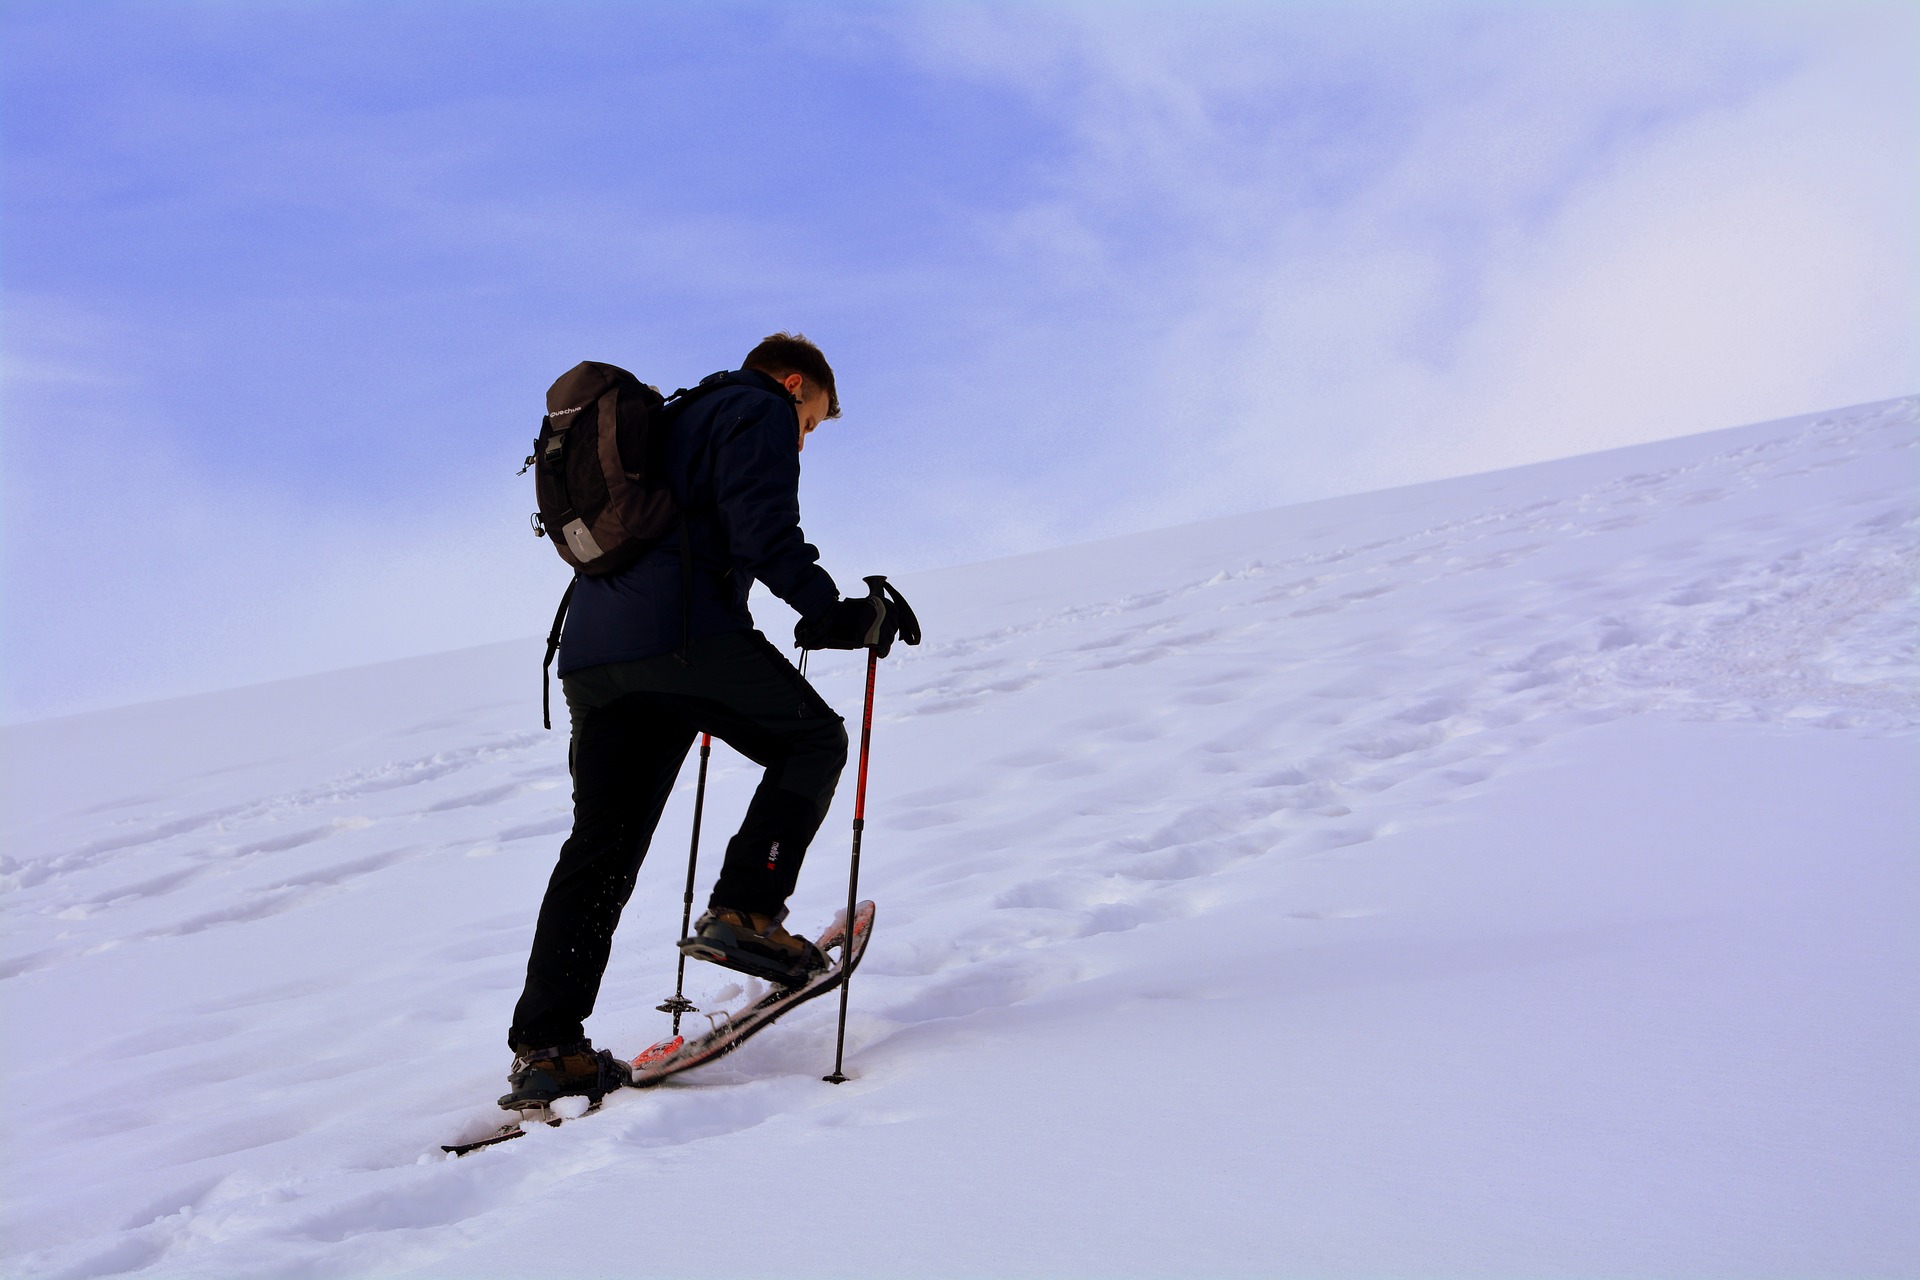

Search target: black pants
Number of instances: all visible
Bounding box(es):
[508,629,847,1052]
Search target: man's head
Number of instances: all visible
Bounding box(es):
[743,332,839,451]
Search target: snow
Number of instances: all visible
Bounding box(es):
[3,397,1916,1278]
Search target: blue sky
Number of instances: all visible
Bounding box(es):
[3,2,1915,721]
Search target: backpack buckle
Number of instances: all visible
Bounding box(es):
[529,512,546,539]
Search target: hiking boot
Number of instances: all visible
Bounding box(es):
[679,906,827,986]
[497,1040,631,1112]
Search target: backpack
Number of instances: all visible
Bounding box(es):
[523,361,722,727]
[527,361,678,575]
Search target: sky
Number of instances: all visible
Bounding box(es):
[2,1,1915,723]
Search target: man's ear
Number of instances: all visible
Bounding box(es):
[781,372,805,401]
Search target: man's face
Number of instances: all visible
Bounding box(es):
[782,373,832,451]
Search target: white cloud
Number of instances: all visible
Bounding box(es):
[1439,22,1919,468]
[0,297,565,720]
[899,4,1919,527]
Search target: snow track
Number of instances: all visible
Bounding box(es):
[3,398,1916,1278]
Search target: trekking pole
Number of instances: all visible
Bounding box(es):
[657,732,712,1035]
[823,649,879,1084]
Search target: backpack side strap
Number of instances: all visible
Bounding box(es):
[542,579,577,731]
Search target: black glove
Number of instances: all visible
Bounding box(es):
[795,576,922,658]
[795,596,898,655]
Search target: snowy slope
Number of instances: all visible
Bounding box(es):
[3,397,1916,1279]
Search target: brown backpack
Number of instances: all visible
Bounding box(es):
[527,361,680,575]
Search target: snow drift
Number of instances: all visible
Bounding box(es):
[3,397,1916,1279]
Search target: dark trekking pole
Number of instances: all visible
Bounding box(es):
[824,576,920,1084]
[657,732,712,1035]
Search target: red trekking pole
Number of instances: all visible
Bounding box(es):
[824,576,919,1084]
[823,652,879,1084]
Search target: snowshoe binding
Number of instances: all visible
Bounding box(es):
[678,905,829,987]
[496,1040,631,1112]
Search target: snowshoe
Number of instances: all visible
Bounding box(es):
[678,905,828,987]
[634,901,875,1089]
[496,1040,631,1112]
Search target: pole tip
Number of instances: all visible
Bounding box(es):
[822,1072,849,1084]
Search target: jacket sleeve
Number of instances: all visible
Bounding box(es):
[710,392,841,620]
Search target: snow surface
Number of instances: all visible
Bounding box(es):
[3,398,1917,1279]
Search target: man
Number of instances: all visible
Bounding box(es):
[502,333,903,1108]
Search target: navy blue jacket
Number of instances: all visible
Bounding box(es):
[556,369,841,676]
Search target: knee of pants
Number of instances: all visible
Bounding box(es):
[780,719,848,807]
[819,720,850,779]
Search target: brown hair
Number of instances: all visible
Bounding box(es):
[742,332,840,419]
